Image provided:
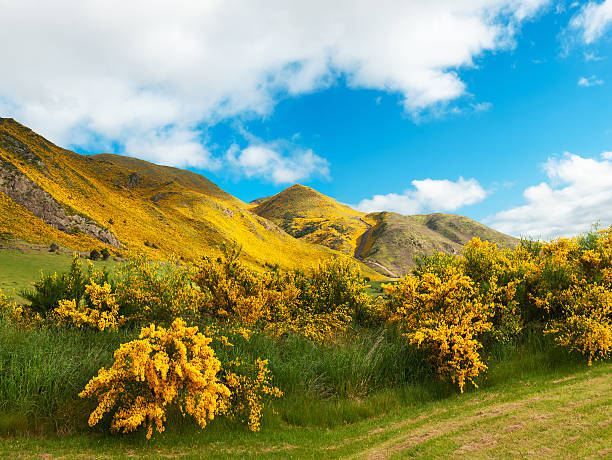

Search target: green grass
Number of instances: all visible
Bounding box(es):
[1,315,610,458]
[0,248,118,302]
[0,350,609,458]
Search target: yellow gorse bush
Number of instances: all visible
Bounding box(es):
[222,358,283,432]
[55,281,123,331]
[385,265,493,392]
[113,252,203,325]
[0,287,43,328]
[544,281,612,365]
[194,247,369,343]
[79,318,230,438]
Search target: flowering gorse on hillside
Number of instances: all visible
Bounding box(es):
[6,225,612,436]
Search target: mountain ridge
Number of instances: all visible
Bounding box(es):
[0,117,373,276]
[0,117,516,278]
[252,185,517,276]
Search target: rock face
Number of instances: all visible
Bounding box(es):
[0,157,121,247]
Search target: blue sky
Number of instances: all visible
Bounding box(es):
[1,1,612,238]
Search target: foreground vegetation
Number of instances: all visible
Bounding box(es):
[0,357,609,458]
[1,225,611,456]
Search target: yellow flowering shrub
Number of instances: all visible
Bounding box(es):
[0,288,43,328]
[544,281,612,365]
[79,318,230,438]
[221,358,283,431]
[20,253,111,317]
[384,265,493,392]
[194,247,368,343]
[461,238,535,342]
[54,282,124,331]
[113,252,203,326]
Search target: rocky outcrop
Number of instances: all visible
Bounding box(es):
[0,158,121,247]
[0,129,47,172]
[127,172,142,188]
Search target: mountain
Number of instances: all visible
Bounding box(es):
[253,186,517,277]
[251,184,371,255]
[0,118,379,275]
[358,212,517,277]
[0,117,516,279]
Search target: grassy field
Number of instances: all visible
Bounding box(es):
[0,246,118,301]
[0,361,609,459]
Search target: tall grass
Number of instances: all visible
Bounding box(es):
[0,317,589,435]
[0,318,135,434]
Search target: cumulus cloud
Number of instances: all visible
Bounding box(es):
[578,75,604,86]
[0,0,547,172]
[226,142,329,185]
[486,152,612,238]
[570,0,612,43]
[355,177,487,215]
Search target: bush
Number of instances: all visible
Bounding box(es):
[55,282,123,331]
[384,264,493,392]
[193,246,372,342]
[79,318,231,439]
[89,249,101,261]
[49,242,60,252]
[100,248,110,260]
[544,281,612,365]
[112,252,202,326]
[20,254,110,316]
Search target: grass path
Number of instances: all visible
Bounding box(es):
[0,362,610,459]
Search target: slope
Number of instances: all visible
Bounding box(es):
[252,184,373,255]
[253,186,517,277]
[0,118,371,274]
[360,212,518,277]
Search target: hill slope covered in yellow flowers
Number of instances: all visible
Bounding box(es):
[253,185,517,277]
[0,117,515,277]
[0,118,355,273]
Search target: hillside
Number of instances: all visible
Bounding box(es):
[252,184,372,255]
[253,186,517,277]
[361,212,518,277]
[0,118,374,274]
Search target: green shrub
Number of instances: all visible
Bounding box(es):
[20,254,110,316]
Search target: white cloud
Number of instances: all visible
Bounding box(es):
[584,51,605,61]
[487,152,612,238]
[123,128,220,169]
[570,0,612,44]
[578,75,605,86]
[355,177,487,215]
[226,142,329,185]
[0,0,548,171]
[471,101,494,112]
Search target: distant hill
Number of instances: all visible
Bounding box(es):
[359,212,517,277]
[252,184,371,255]
[253,186,517,277]
[0,118,379,275]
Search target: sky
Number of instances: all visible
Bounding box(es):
[1,0,612,239]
